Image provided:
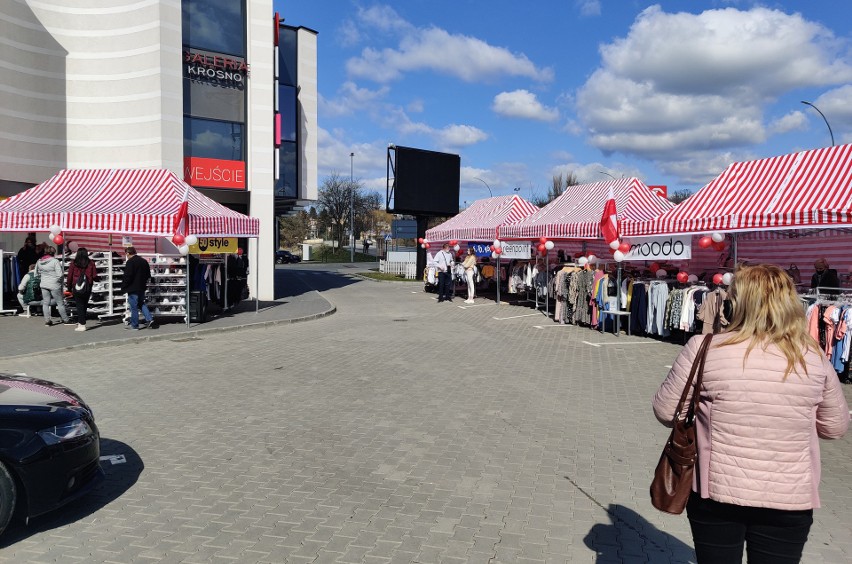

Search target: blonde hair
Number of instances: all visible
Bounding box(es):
[720,263,820,379]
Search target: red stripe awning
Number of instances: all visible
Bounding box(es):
[426,195,539,242]
[622,144,852,236]
[499,178,673,240]
[0,169,259,237]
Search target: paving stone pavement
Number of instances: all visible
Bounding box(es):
[0,265,849,563]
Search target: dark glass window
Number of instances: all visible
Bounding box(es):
[275,142,297,198]
[184,117,243,161]
[278,26,297,86]
[183,0,246,57]
[279,85,297,142]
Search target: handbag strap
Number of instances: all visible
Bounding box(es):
[671,334,713,425]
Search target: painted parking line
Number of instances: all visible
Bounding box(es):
[582,340,660,347]
[458,303,491,309]
[533,325,574,329]
[493,313,543,320]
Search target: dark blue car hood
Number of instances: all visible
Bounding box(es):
[0,373,92,425]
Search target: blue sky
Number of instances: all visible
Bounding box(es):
[275,1,852,205]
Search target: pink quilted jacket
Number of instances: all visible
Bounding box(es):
[653,333,850,510]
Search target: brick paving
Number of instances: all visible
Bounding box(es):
[0,264,849,563]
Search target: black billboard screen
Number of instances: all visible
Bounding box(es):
[391,146,460,216]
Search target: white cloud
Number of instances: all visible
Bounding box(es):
[320,82,391,118]
[575,5,852,184]
[814,85,852,132]
[436,124,489,148]
[346,25,553,83]
[407,99,424,113]
[492,90,560,122]
[576,0,601,17]
[769,111,808,134]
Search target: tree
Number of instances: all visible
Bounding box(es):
[278,211,310,249]
[316,172,374,249]
[531,172,580,207]
[668,189,693,205]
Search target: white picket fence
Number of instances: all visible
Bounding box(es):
[379,260,417,279]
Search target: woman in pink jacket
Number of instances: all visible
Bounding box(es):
[653,264,849,563]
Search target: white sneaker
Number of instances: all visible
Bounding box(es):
[75,324,87,332]
[464,299,474,304]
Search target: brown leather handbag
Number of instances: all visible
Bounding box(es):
[650,334,712,514]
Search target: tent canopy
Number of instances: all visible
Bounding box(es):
[499,177,673,240]
[0,169,259,237]
[623,144,852,237]
[426,194,538,242]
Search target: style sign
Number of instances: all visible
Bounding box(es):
[625,235,691,261]
[189,237,238,254]
[184,157,245,190]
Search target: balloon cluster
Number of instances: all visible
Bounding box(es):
[417,237,431,250]
[49,224,63,245]
[172,233,198,256]
[534,237,554,257]
[608,239,631,262]
[698,232,727,252]
[712,272,734,286]
[491,239,503,259]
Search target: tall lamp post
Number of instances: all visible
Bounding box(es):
[473,177,493,197]
[350,152,355,263]
[801,101,835,147]
[598,170,617,180]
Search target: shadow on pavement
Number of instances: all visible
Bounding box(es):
[583,503,696,563]
[0,437,143,548]
[274,265,361,299]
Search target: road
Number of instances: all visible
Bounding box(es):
[0,264,849,563]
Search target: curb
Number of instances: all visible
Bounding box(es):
[0,304,337,361]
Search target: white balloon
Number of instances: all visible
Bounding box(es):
[544,240,555,250]
[609,240,620,250]
[178,244,189,256]
[577,257,588,266]
[49,224,61,235]
[493,239,501,248]
[453,244,460,251]
[687,274,699,283]
[185,234,198,246]
[711,232,725,242]
[491,251,498,259]
[613,250,625,262]
[587,254,597,264]
[421,244,426,249]
[656,269,667,278]
[68,241,79,252]
[722,272,734,285]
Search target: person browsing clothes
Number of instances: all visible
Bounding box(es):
[653,264,849,564]
[461,247,477,304]
[811,258,840,293]
[34,246,72,326]
[65,247,98,331]
[434,243,455,302]
[121,247,155,330]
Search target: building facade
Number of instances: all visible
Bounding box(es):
[0,0,317,300]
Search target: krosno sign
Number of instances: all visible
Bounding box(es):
[184,50,250,88]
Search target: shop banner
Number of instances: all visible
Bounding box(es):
[498,242,532,260]
[189,237,238,254]
[468,242,493,257]
[184,157,245,190]
[625,235,691,261]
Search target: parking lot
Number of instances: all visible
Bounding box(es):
[1,265,850,563]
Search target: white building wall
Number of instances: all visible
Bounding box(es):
[297,28,318,203]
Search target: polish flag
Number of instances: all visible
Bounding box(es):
[599,188,619,245]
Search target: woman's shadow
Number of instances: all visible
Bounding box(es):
[583,504,696,563]
[0,437,143,547]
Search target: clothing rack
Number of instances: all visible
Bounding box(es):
[0,250,19,315]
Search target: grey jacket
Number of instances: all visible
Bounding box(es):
[34,255,64,290]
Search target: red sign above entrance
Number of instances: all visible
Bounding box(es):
[184,157,245,190]
[648,185,668,198]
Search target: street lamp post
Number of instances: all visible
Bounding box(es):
[801,101,835,147]
[598,170,617,180]
[473,177,493,197]
[350,152,355,263]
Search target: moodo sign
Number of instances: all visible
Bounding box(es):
[625,235,692,261]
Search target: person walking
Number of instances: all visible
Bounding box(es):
[65,247,98,331]
[461,247,477,304]
[434,243,454,302]
[653,264,849,564]
[121,246,155,330]
[34,246,72,326]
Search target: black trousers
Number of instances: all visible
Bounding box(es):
[686,492,812,564]
[437,271,452,300]
[74,292,91,326]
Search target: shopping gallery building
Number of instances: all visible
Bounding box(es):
[0,0,318,300]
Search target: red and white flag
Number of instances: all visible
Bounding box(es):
[599,188,619,245]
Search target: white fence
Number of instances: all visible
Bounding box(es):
[379,259,417,279]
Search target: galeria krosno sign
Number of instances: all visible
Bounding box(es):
[184,50,250,88]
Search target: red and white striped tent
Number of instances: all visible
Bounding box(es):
[623,144,852,237]
[426,194,538,242]
[499,177,673,240]
[0,169,259,237]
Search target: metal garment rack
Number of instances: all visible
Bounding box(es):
[0,250,19,315]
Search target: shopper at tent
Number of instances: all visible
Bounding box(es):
[65,247,98,332]
[121,246,155,330]
[653,264,849,563]
[35,246,72,326]
[462,247,477,304]
[811,258,840,292]
[16,236,37,274]
[433,243,454,302]
[16,264,41,314]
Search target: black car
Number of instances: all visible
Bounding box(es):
[0,373,102,535]
[275,250,301,264]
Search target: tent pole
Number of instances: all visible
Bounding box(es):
[495,254,501,305]
[732,233,738,266]
[255,240,259,314]
[616,263,622,336]
[545,252,550,318]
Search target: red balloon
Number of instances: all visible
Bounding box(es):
[539,237,548,244]
[712,240,726,251]
[449,240,458,246]
[172,233,186,246]
[417,237,424,244]
[698,236,712,249]
[537,243,546,252]
[237,248,244,256]
[677,271,689,283]
[495,248,502,255]
[53,234,64,245]
[618,242,631,254]
[424,243,431,249]
[712,273,724,285]
[489,245,495,251]
[649,262,660,272]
